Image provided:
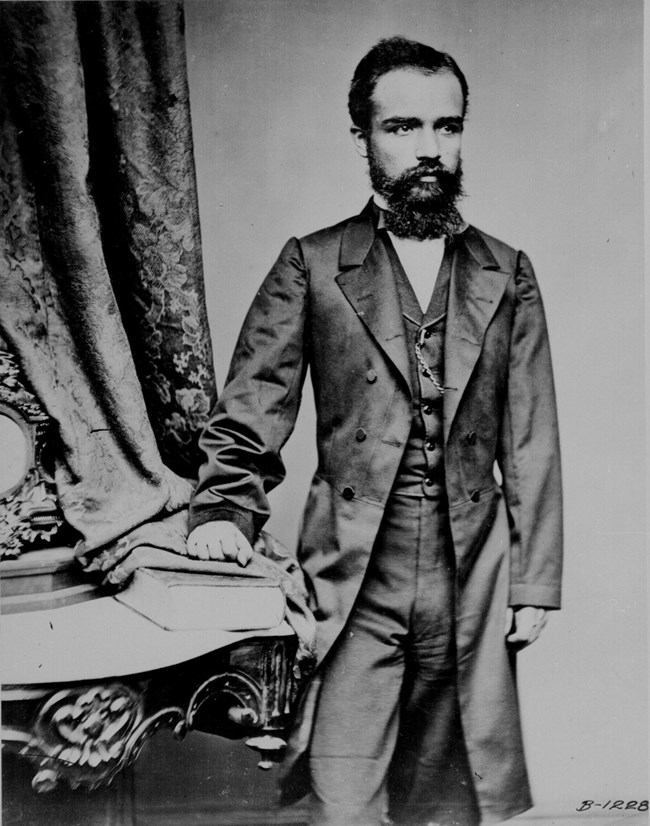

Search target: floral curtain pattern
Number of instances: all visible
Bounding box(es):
[0,1,217,554]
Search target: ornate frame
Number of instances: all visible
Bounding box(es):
[0,345,64,556]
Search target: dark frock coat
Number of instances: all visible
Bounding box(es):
[191,204,563,823]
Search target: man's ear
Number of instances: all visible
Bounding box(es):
[350,126,369,159]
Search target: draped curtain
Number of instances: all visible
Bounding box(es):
[0,1,217,556]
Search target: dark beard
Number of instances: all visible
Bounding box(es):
[368,149,465,240]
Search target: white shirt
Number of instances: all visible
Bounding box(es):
[373,195,445,313]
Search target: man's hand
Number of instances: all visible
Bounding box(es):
[504,606,547,649]
[186,522,253,567]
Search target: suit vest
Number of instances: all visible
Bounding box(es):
[381,232,453,500]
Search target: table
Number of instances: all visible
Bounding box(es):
[2,595,300,799]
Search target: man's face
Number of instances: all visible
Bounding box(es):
[352,67,464,209]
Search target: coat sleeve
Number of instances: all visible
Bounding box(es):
[498,251,563,609]
[189,237,310,543]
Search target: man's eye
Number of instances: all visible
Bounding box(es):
[440,124,462,136]
[391,124,413,134]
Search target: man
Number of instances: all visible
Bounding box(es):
[188,36,562,826]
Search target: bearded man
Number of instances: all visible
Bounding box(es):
[187,36,563,826]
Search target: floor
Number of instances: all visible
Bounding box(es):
[4,733,648,826]
[132,806,649,826]
[512,813,648,826]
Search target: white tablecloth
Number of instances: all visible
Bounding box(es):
[1,596,291,685]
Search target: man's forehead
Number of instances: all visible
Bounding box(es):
[370,67,464,119]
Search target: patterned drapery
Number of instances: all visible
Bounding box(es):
[0,1,217,554]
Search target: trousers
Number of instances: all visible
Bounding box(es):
[308,493,481,826]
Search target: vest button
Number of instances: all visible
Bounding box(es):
[470,489,481,503]
[423,329,432,339]
[422,404,433,415]
[424,475,435,487]
[342,485,355,500]
[355,428,367,442]
[466,430,477,445]
[426,440,436,451]
[366,369,377,383]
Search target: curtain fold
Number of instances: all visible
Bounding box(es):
[0,1,217,554]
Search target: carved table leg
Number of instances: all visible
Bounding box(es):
[2,753,136,826]
[2,632,304,812]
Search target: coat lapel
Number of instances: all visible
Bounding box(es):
[443,226,511,442]
[335,213,412,392]
[334,212,511,427]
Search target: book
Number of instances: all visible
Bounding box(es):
[114,567,286,631]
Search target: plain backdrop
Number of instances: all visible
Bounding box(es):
[184,0,646,811]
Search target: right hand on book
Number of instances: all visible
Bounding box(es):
[186,522,253,567]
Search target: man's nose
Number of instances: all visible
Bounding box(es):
[415,127,440,161]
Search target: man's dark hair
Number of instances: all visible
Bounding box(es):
[348,36,469,132]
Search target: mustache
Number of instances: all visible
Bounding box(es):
[387,162,464,206]
[400,162,454,183]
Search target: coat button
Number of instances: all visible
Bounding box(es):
[422,404,433,415]
[424,475,435,487]
[466,431,477,445]
[426,439,436,451]
[342,485,355,500]
[470,489,480,503]
[366,369,377,383]
[355,428,367,442]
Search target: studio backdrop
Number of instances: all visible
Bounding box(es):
[184,0,646,812]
